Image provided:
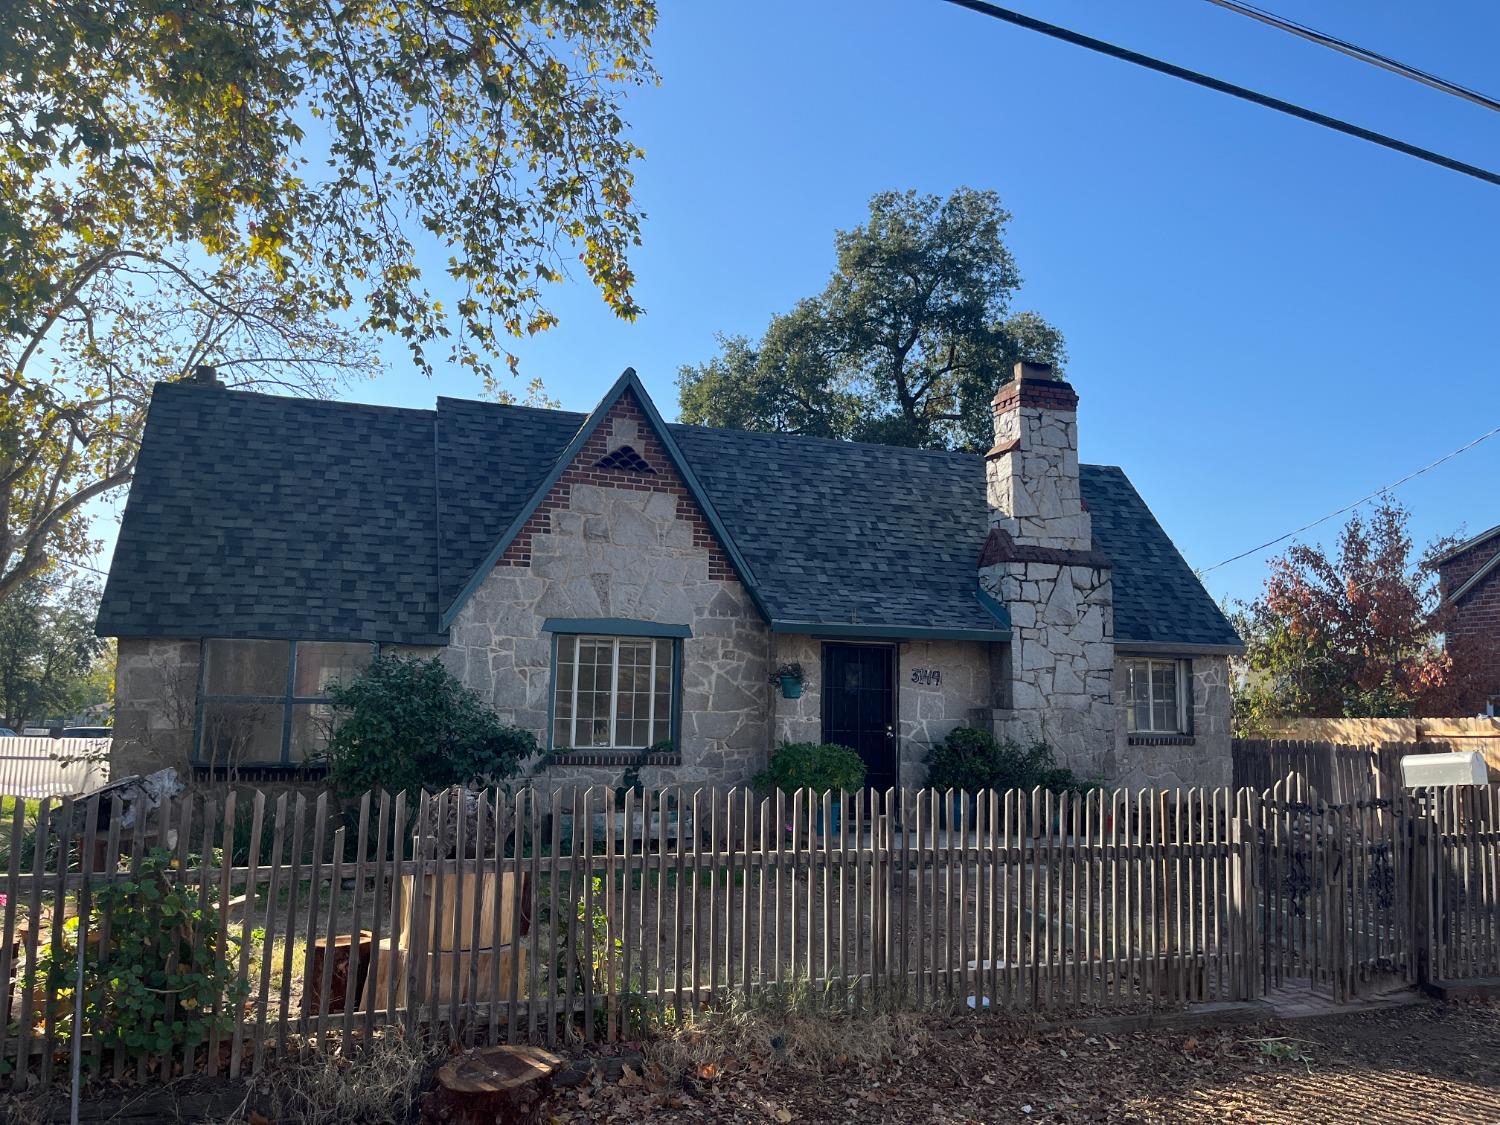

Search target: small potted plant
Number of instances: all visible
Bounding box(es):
[752,741,866,835]
[771,662,805,699]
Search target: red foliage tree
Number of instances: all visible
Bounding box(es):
[1240,498,1477,721]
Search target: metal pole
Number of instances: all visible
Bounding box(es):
[70,915,84,1125]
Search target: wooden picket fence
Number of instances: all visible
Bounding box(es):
[1,777,1498,1084]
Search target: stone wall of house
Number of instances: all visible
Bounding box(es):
[112,637,201,778]
[770,636,996,788]
[447,391,771,791]
[978,561,1116,779]
[1106,653,1232,789]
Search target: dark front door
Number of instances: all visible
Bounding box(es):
[821,644,897,791]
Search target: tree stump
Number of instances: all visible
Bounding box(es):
[306,930,373,1013]
[422,1045,563,1125]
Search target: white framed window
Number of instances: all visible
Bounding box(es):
[1124,657,1191,735]
[552,635,675,751]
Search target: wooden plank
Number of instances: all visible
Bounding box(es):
[253,793,289,1071]
[689,788,702,1019]
[277,795,308,1057]
[299,792,330,1045]
[156,796,189,1072]
[756,793,767,992]
[362,791,391,1044]
[489,788,508,1046]
[39,796,74,1085]
[606,784,620,1040]
[530,790,547,1043]
[316,826,346,1041]
[341,793,372,1052]
[206,790,235,1077]
[426,789,452,1036]
[462,791,488,1045]
[0,794,27,1077]
[384,791,410,1029]
[229,790,266,1078]
[741,788,753,997]
[708,788,722,1012]
[445,788,469,1041]
[187,798,219,1075]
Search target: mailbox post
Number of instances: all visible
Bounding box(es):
[1400,751,1490,986]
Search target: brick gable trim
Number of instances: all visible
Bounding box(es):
[440,368,768,629]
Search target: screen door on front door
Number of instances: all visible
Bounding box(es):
[820,643,896,791]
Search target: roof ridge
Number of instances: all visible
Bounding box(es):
[155,381,437,420]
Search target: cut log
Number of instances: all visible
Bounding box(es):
[306,930,373,1013]
[423,1045,563,1125]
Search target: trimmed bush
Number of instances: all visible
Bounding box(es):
[322,654,535,797]
[753,741,866,796]
[924,727,1091,793]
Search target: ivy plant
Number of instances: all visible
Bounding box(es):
[37,849,246,1061]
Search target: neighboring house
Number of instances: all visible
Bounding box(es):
[97,362,1241,791]
[1436,523,1500,714]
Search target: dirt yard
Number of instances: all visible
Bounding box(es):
[552,999,1500,1124]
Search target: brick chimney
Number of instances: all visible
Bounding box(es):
[985,361,1090,551]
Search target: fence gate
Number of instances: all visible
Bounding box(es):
[1260,775,1417,1001]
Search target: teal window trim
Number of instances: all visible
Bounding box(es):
[543,617,691,639]
[545,633,683,754]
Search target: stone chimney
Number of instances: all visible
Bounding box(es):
[977,361,1115,781]
[985,361,1090,551]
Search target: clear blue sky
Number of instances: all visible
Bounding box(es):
[113,1,1500,608]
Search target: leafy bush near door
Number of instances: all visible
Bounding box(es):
[321,654,535,797]
[753,741,866,796]
[925,727,1092,794]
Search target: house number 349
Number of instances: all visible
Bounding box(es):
[911,668,941,686]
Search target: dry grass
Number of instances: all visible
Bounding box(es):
[644,980,939,1084]
[234,1026,439,1125]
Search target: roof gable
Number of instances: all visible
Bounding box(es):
[438,368,767,629]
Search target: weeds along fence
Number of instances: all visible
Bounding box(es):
[1,779,1498,1084]
[0,737,110,798]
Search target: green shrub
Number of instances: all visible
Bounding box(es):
[924,727,1091,793]
[753,741,866,796]
[39,848,246,1060]
[321,655,535,797]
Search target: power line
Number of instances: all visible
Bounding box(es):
[1200,421,1500,575]
[1200,0,1500,115]
[938,0,1500,189]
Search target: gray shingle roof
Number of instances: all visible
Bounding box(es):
[99,381,1241,651]
[98,384,445,644]
[1081,465,1241,650]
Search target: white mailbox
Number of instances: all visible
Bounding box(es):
[1400,752,1489,789]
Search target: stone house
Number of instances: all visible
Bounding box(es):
[1436,523,1500,713]
[97,363,1242,791]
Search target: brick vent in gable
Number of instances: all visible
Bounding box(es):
[595,445,654,473]
[496,390,738,582]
